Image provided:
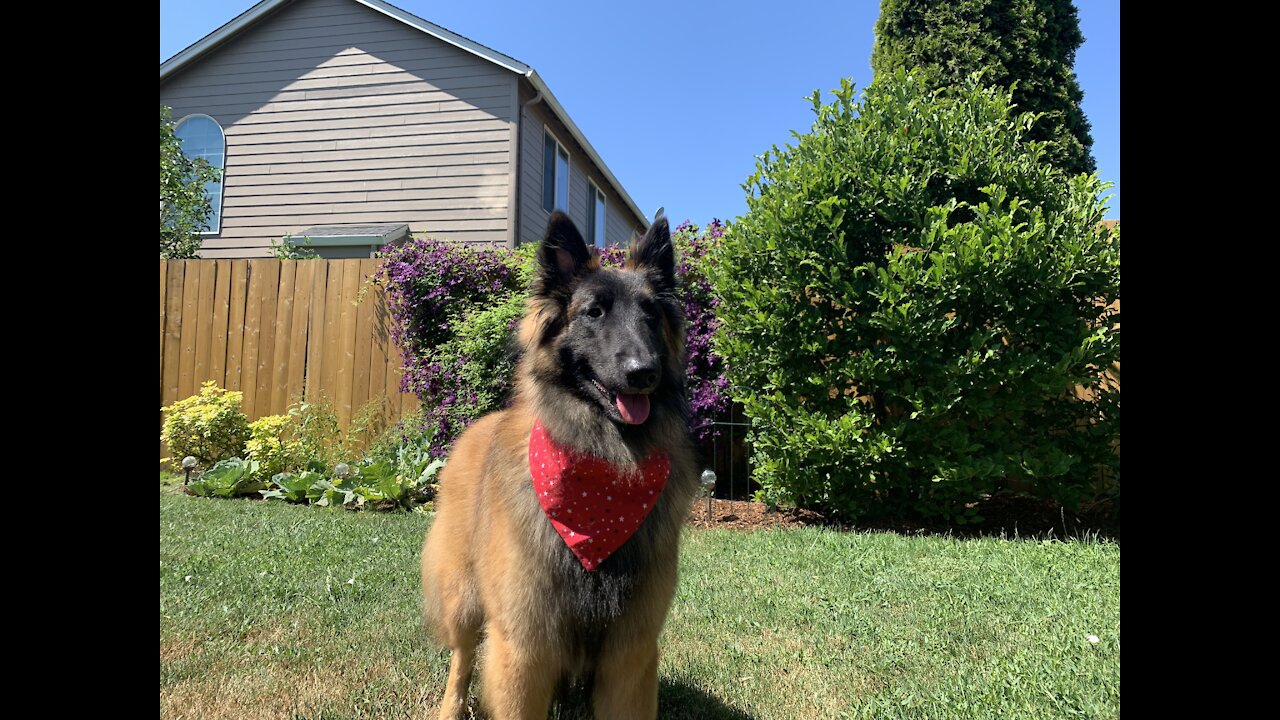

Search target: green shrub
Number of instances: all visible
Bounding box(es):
[710,71,1120,522]
[259,470,324,503]
[245,414,302,482]
[347,396,392,456]
[288,400,343,469]
[187,457,263,498]
[161,381,251,467]
[439,291,526,430]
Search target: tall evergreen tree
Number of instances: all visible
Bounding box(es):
[872,0,1096,176]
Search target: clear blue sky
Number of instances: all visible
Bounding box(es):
[160,0,1120,224]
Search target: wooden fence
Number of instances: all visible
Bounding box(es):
[159,259,419,460]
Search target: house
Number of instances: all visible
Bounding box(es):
[160,0,649,258]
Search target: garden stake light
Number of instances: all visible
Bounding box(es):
[335,463,352,481]
[701,469,716,521]
[182,456,197,485]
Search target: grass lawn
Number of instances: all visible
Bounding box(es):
[160,487,1119,719]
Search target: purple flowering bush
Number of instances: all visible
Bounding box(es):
[378,238,523,455]
[379,222,730,457]
[671,220,731,444]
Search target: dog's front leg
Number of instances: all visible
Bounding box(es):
[482,627,559,720]
[592,634,660,720]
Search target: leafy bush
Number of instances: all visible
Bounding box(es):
[441,291,527,431]
[187,458,263,498]
[260,470,325,503]
[245,414,302,482]
[710,71,1120,522]
[261,436,444,511]
[352,446,445,510]
[161,381,250,466]
[288,400,343,469]
[256,418,443,510]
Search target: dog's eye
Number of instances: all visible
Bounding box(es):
[638,300,658,319]
[586,306,604,318]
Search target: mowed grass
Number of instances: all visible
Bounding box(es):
[160,490,1119,720]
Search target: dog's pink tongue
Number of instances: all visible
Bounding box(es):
[615,393,651,425]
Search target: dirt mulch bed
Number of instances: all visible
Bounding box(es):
[686,494,1118,540]
[685,498,825,530]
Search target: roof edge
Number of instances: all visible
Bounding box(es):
[161,0,288,81]
[352,0,530,74]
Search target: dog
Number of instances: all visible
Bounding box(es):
[421,211,698,719]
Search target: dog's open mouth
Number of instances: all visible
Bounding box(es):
[589,377,651,425]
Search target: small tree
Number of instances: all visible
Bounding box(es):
[710,71,1119,523]
[160,105,221,259]
[872,0,1096,177]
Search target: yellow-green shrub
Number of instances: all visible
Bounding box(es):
[160,381,250,466]
[246,414,302,481]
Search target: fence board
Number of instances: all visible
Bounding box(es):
[271,261,298,413]
[193,262,217,387]
[224,261,250,390]
[159,261,167,386]
[209,261,233,387]
[162,263,186,410]
[240,261,265,417]
[335,262,361,428]
[286,261,314,407]
[367,265,389,430]
[177,264,201,402]
[305,262,329,402]
[351,259,376,423]
[321,261,345,406]
[251,261,282,420]
[160,260,175,456]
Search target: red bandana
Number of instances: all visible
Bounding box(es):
[529,419,670,571]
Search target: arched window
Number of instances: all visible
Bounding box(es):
[174,114,225,234]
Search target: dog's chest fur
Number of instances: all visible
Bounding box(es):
[500,428,692,664]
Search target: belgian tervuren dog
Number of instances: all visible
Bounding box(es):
[421,212,697,719]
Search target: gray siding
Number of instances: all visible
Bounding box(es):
[161,0,516,257]
[517,90,644,248]
[605,200,635,248]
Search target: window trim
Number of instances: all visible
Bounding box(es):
[543,126,570,214]
[174,113,226,235]
[587,180,607,248]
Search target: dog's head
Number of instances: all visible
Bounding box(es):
[520,211,685,428]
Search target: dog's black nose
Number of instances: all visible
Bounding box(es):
[624,362,659,392]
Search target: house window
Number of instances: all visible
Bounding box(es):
[587,182,607,247]
[174,114,225,234]
[543,129,569,213]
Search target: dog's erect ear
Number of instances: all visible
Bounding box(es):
[626,216,675,293]
[535,211,592,296]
